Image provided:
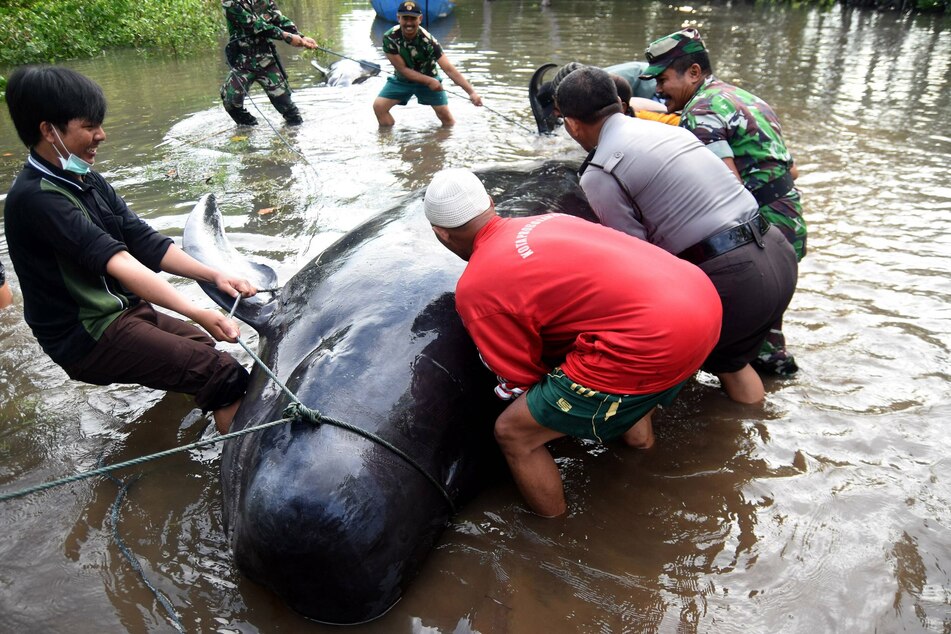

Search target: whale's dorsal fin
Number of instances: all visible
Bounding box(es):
[183,194,279,334]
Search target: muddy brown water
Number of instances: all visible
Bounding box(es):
[1,1,949,632]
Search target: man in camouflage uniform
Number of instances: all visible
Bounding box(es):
[220,0,317,126]
[373,1,482,127]
[639,28,806,376]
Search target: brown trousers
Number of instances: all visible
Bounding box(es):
[63,302,249,411]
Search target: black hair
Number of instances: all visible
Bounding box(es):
[611,74,634,116]
[548,61,584,99]
[554,66,622,123]
[5,65,107,148]
[667,51,712,76]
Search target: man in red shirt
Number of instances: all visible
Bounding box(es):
[424,168,722,517]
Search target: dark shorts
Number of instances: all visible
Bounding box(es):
[700,229,798,373]
[62,301,249,411]
[377,75,449,106]
[525,368,686,443]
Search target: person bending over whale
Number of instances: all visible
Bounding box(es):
[423,168,722,518]
[611,72,681,125]
[4,66,256,433]
[556,66,798,405]
[639,28,805,375]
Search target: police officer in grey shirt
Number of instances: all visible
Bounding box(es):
[555,65,797,405]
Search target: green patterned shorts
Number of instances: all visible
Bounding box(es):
[378,75,449,106]
[525,368,686,443]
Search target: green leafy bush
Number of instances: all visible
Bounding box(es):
[0,0,223,67]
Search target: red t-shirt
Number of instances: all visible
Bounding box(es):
[455,214,722,396]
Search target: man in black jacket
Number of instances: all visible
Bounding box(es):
[4,66,256,432]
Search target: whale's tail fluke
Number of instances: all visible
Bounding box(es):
[183,194,279,334]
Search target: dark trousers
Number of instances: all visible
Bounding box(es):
[63,302,249,411]
[699,229,798,374]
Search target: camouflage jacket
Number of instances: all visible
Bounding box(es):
[222,0,299,67]
[382,25,443,79]
[680,76,793,191]
[681,76,806,258]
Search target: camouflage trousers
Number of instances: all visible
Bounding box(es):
[760,192,807,261]
[220,60,291,110]
[754,193,806,376]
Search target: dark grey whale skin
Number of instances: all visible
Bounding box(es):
[183,161,595,624]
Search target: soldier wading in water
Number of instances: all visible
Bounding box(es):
[220,0,318,126]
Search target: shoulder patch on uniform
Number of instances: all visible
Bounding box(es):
[602,151,624,174]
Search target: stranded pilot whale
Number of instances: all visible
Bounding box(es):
[183,161,596,624]
[310,58,382,87]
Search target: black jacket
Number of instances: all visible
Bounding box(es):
[3,152,172,364]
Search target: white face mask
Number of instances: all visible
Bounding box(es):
[50,125,92,176]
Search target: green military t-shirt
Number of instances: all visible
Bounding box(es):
[382,25,444,79]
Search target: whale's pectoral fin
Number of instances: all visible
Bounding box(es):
[183,194,279,334]
[529,63,560,135]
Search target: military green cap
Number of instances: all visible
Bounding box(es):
[639,28,706,79]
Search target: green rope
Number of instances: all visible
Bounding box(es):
[0,295,455,512]
[0,416,295,503]
[283,402,455,513]
[106,471,186,633]
[235,75,323,180]
[226,295,455,512]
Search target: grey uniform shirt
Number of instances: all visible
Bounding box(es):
[579,113,760,255]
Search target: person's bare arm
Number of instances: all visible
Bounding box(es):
[722,156,743,183]
[0,281,12,309]
[437,55,482,106]
[282,31,317,49]
[105,251,242,342]
[159,244,257,301]
[386,52,442,90]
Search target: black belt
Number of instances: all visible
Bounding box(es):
[677,215,771,265]
[749,171,795,208]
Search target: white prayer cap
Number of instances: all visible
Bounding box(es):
[424,168,491,228]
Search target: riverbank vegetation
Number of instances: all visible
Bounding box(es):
[0,0,222,68]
